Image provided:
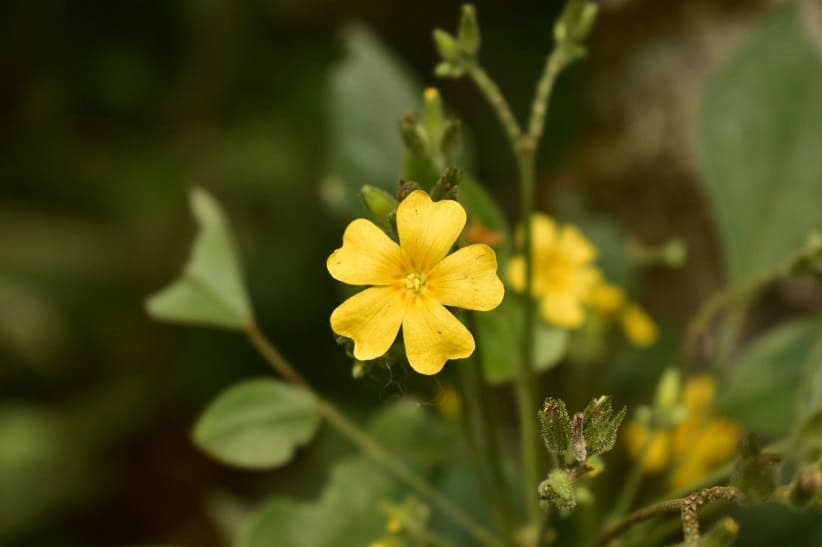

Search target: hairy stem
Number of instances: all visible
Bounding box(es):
[244,325,506,547]
[466,63,523,146]
[593,486,737,547]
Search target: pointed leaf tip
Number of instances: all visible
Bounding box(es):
[145,187,253,329]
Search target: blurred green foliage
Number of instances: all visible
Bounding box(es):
[2,0,822,546]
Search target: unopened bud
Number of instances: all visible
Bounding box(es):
[571,412,587,463]
[582,395,626,458]
[787,467,822,509]
[441,119,461,162]
[731,433,782,505]
[432,29,460,61]
[538,469,576,513]
[399,114,428,157]
[457,4,481,55]
[423,87,443,146]
[538,398,571,457]
[655,368,681,412]
[361,185,398,226]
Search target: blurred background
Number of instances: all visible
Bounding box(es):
[2,0,821,546]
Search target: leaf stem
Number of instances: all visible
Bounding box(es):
[592,486,736,547]
[466,63,523,146]
[244,324,507,547]
[607,434,654,524]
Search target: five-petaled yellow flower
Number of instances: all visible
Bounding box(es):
[327,190,505,375]
[507,213,599,328]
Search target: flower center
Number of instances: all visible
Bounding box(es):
[402,272,426,294]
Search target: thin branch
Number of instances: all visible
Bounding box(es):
[244,324,507,547]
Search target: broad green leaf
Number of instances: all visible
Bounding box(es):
[475,296,569,384]
[193,378,320,470]
[698,4,822,284]
[719,316,822,436]
[322,24,421,216]
[146,188,253,329]
[236,458,397,547]
[367,398,454,471]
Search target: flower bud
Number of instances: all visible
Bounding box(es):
[441,119,461,163]
[786,466,822,509]
[582,395,626,458]
[538,398,571,457]
[457,4,481,55]
[361,185,398,226]
[538,469,576,514]
[399,113,429,158]
[432,29,460,61]
[654,368,681,412]
[422,88,443,147]
[731,433,781,505]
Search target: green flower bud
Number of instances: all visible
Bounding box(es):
[538,469,576,514]
[399,113,429,158]
[654,368,681,412]
[361,185,398,226]
[434,61,465,79]
[422,88,444,147]
[432,29,460,61]
[582,395,626,458]
[457,4,481,55]
[731,433,782,505]
[538,398,571,457]
[787,467,822,509]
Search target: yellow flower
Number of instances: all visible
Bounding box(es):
[507,214,599,328]
[620,304,658,347]
[625,374,742,490]
[328,190,504,375]
[591,280,626,313]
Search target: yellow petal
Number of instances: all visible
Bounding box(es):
[327,218,405,286]
[620,304,658,347]
[681,374,716,412]
[516,213,557,251]
[591,281,626,313]
[396,190,466,272]
[506,255,527,293]
[428,244,505,311]
[330,287,406,360]
[539,292,586,328]
[624,422,671,473]
[557,225,597,264]
[402,296,474,375]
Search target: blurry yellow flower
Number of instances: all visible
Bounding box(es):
[620,304,658,347]
[386,518,403,533]
[625,374,742,490]
[590,280,626,313]
[507,214,599,328]
[328,190,504,375]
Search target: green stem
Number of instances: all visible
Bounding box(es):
[592,486,736,547]
[608,434,654,523]
[458,352,515,538]
[466,63,523,146]
[244,325,506,547]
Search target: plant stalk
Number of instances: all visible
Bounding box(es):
[244,324,506,547]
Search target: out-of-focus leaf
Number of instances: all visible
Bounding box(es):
[0,276,67,366]
[146,188,253,329]
[719,316,822,436]
[322,24,421,217]
[801,0,822,57]
[192,379,320,470]
[367,398,454,471]
[475,296,569,384]
[235,458,396,547]
[698,4,822,284]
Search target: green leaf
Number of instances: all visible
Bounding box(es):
[193,378,320,470]
[698,4,822,284]
[719,316,822,436]
[146,188,253,329]
[322,24,421,217]
[236,458,397,547]
[475,296,569,384]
